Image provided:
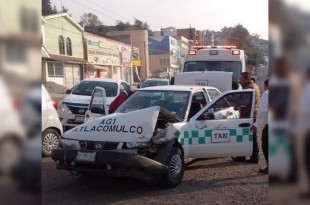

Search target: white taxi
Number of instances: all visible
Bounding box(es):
[52,86,255,188]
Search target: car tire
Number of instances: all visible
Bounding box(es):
[161,146,184,188]
[42,129,60,157]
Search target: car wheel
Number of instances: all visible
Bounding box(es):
[0,138,21,173]
[161,147,184,188]
[42,129,59,157]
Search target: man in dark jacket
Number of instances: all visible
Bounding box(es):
[232,72,261,163]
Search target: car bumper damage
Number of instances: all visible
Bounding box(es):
[51,148,169,184]
[51,106,184,184]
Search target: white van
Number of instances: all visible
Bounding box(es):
[57,78,130,129]
[175,46,246,91]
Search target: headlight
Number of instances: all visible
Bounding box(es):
[59,138,80,149]
[59,103,72,114]
[126,142,149,149]
[151,129,169,144]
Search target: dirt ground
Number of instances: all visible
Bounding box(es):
[42,152,268,205]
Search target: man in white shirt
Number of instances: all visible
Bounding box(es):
[250,79,269,173]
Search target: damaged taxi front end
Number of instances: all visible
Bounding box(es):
[51,106,184,186]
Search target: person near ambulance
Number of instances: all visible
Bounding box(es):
[232,72,261,163]
[250,79,269,173]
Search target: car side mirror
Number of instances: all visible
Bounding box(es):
[66,89,71,94]
[90,107,105,114]
[197,113,215,121]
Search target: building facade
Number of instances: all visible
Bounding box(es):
[43,13,86,89]
[148,36,182,77]
[84,32,133,84]
[107,30,150,81]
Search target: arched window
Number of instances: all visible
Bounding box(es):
[66,37,72,56]
[58,35,65,55]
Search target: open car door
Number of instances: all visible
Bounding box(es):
[84,87,108,123]
[186,89,255,158]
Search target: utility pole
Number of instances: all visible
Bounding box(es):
[211,30,214,46]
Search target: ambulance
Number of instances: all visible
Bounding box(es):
[174,46,247,92]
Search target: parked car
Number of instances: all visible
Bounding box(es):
[42,85,63,157]
[52,86,255,187]
[0,77,25,173]
[139,78,170,88]
[57,78,130,129]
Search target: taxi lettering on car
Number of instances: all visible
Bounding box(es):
[52,85,255,188]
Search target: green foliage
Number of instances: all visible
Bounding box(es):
[42,0,57,16]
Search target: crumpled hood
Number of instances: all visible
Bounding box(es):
[62,106,164,142]
[63,94,114,106]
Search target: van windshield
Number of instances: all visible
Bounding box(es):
[183,61,242,81]
[72,81,118,97]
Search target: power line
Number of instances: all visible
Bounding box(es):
[70,0,123,23]
[87,0,132,23]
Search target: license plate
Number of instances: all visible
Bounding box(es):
[211,130,230,143]
[76,152,96,162]
[75,116,85,123]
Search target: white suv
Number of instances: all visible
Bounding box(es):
[42,85,63,157]
[57,78,130,129]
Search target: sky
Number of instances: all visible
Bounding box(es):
[51,0,268,40]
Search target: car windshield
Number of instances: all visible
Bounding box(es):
[116,90,190,119]
[184,61,242,81]
[72,81,118,97]
[141,80,169,88]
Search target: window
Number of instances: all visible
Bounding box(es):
[167,58,170,65]
[198,92,253,120]
[47,62,64,77]
[207,89,221,101]
[66,37,72,56]
[58,35,65,55]
[160,59,163,66]
[163,59,166,66]
[192,92,207,106]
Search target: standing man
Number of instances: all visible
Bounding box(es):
[232,72,261,163]
[250,79,269,173]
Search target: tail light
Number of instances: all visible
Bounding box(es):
[52,101,58,110]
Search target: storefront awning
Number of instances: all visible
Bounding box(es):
[49,54,87,64]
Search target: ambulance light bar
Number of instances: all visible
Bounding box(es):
[191,46,237,50]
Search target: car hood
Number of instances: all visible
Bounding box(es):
[62,106,181,143]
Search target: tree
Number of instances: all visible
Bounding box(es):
[227,24,266,67]
[42,0,57,16]
[79,13,103,30]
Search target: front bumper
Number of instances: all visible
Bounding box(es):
[51,148,168,184]
[57,111,85,127]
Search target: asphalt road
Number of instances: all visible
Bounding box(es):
[42,155,268,205]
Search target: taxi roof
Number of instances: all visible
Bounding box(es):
[139,85,217,92]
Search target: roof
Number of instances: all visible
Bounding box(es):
[82,78,124,83]
[140,85,216,92]
[144,78,170,82]
[44,13,83,31]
